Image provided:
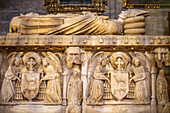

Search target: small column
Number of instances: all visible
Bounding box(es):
[151,66,156,105]
[81,74,87,113]
[62,74,67,105]
[81,56,88,113]
[151,66,157,113]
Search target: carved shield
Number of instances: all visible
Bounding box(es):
[111,71,129,101]
[21,72,40,101]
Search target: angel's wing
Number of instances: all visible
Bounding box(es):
[7,52,17,65]
[1,52,17,76]
[47,52,62,74]
[129,52,135,60]
[88,51,104,79]
[0,52,24,86]
[134,52,150,72]
[145,52,155,72]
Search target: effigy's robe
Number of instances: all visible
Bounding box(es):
[19,13,123,35]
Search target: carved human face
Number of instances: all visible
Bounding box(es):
[134,59,140,66]
[14,58,22,66]
[66,53,80,69]
[72,71,78,77]
[159,69,164,76]
[47,65,55,73]
[101,59,107,66]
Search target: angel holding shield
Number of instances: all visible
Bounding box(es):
[0,52,23,102]
[87,52,111,103]
[40,52,62,103]
[129,57,150,103]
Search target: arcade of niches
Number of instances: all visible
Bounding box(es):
[0,0,170,113]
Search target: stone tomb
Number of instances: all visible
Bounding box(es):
[0,2,169,113]
[0,34,169,113]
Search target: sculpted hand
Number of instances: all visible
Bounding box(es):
[39,79,43,84]
[129,78,133,83]
[107,78,111,86]
[17,77,21,82]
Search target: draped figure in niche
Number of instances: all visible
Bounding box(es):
[156,69,169,105]
[87,52,110,103]
[67,70,82,105]
[0,52,23,102]
[40,52,62,103]
[130,57,150,103]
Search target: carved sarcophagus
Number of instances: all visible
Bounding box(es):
[0,34,169,113]
[0,3,170,113]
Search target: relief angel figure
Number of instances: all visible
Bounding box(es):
[87,52,110,103]
[129,52,150,103]
[0,52,23,102]
[40,52,62,103]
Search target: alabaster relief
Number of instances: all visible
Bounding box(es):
[129,57,150,103]
[67,70,82,105]
[0,52,24,102]
[0,51,62,104]
[21,52,41,101]
[87,52,110,103]
[86,51,153,104]
[152,47,169,68]
[0,49,169,109]
[109,52,130,101]
[40,52,62,103]
[156,69,169,105]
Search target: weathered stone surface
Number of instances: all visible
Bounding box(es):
[0,1,169,113]
[0,35,169,47]
[86,105,151,113]
[0,105,64,113]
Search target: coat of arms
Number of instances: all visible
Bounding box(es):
[109,53,131,101]
[21,52,41,101]
[111,71,129,101]
[21,72,40,101]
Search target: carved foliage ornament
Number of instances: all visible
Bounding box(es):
[152,47,169,68]
[123,0,170,8]
[44,0,108,14]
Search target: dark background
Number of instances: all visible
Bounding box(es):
[60,0,92,4]
[127,0,170,4]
